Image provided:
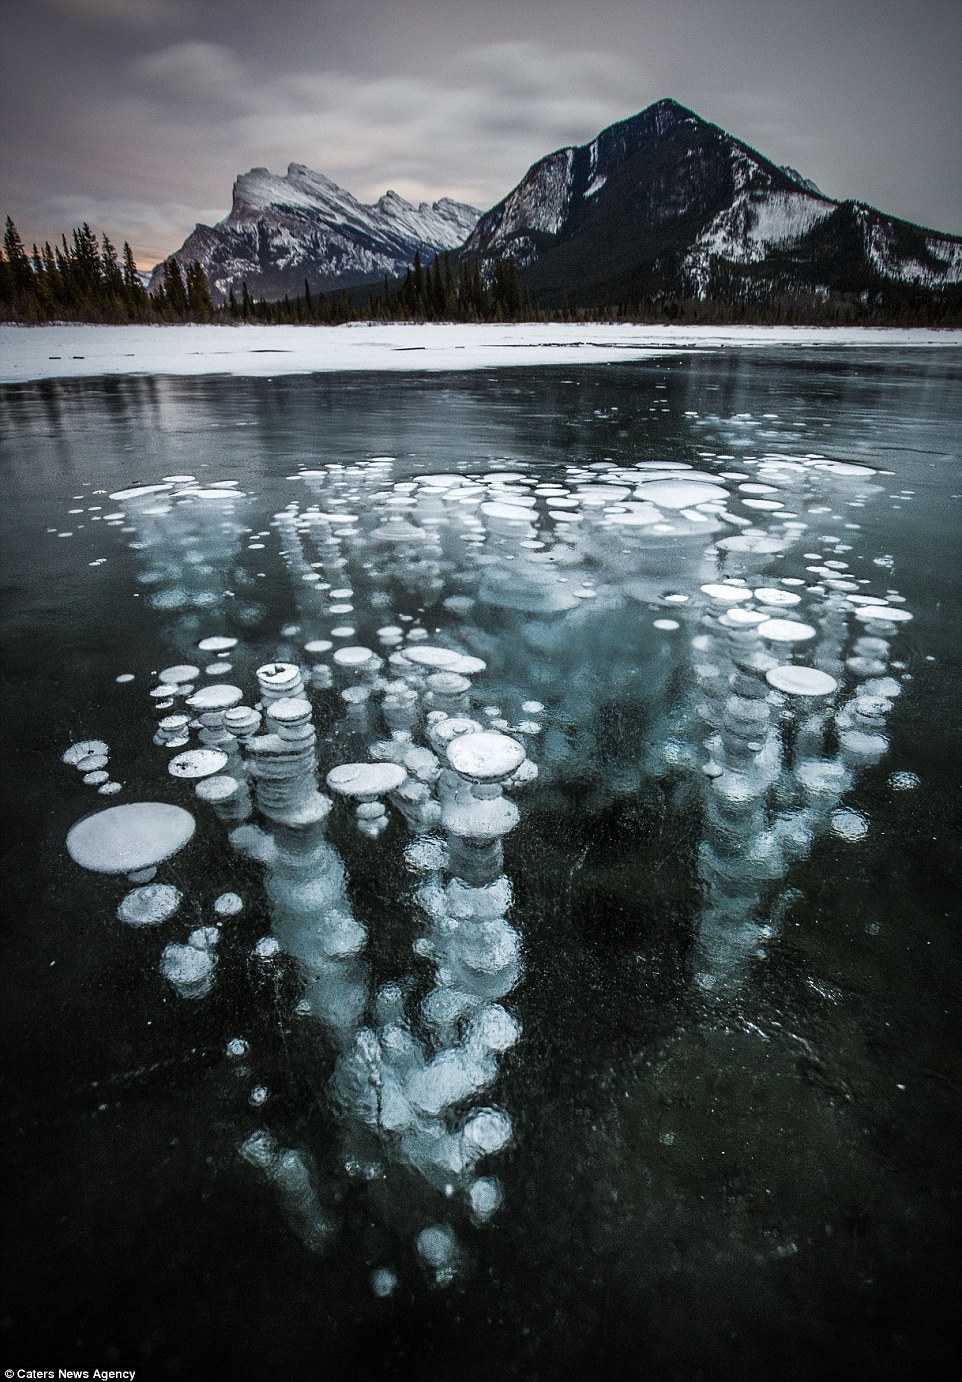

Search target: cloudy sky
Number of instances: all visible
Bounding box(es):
[2,0,960,267]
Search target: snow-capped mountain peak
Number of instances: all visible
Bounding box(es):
[152,165,480,304]
[463,98,962,309]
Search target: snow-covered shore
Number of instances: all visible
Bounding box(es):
[1,321,959,384]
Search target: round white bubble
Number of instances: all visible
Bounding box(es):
[766,665,838,696]
[889,771,920,791]
[169,748,228,779]
[326,762,407,797]
[67,802,195,874]
[757,618,817,643]
[446,732,526,783]
[117,883,182,926]
[831,809,869,841]
[214,892,244,916]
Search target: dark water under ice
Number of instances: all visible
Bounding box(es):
[1,347,960,1382]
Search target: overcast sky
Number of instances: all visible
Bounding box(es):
[1,0,960,267]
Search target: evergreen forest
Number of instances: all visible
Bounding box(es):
[1,216,958,328]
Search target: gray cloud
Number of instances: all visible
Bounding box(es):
[3,1,960,267]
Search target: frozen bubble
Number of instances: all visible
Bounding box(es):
[327,762,407,797]
[115,674,135,684]
[405,836,448,872]
[653,618,680,630]
[160,942,213,995]
[198,636,238,653]
[754,587,802,607]
[831,809,869,841]
[169,748,228,779]
[266,696,312,725]
[239,1130,276,1169]
[851,605,913,624]
[721,608,768,626]
[700,583,752,604]
[333,645,376,668]
[189,925,220,949]
[304,639,333,655]
[249,1086,269,1106]
[446,732,526,783]
[214,892,244,916]
[766,665,838,696]
[371,1268,398,1298]
[757,618,817,644]
[521,701,544,714]
[462,1107,512,1155]
[66,802,195,874]
[469,1004,520,1052]
[797,760,852,798]
[468,1177,503,1221]
[117,883,181,926]
[254,936,281,960]
[195,774,242,805]
[402,645,486,675]
[109,483,172,501]
[226,1037,249,1060]
[889,771,920,791]
[416,1225,457,1268]
[186,684,244,711]
[481,501,535,523]
[63,740,108,766]
[83,770,110,785]
[636,479,728,508]
[158,664,200,686]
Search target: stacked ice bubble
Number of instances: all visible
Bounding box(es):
[59,431,920,1289]
[62,739,122,796]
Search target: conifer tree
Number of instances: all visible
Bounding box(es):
[162,258,189,316]
[412,250,425,315]
[185,261,213,318]
[4,217,33,300]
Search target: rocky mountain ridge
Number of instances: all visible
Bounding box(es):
[149,163,479,303]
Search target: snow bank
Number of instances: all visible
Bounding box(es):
[0,321,958,385]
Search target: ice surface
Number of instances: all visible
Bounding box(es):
[3,324,958,385]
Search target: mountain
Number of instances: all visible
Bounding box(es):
[150,164,479,303]
[461,99,962,310]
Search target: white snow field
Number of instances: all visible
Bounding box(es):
[0,322,959,384]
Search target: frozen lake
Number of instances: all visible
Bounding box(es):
[1,344,960,1380]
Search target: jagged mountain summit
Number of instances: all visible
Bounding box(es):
[150,164,479,303]
[462,98,962,309]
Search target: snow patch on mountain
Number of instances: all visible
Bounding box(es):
[463,149,574,253]
[694,191,836,264]
[852,205,962,287]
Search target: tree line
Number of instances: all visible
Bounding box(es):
[2,214,958,328]
[0,216,217,323]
